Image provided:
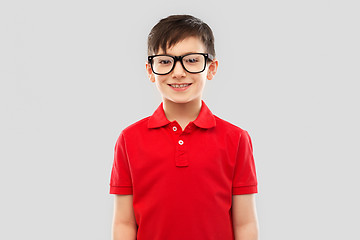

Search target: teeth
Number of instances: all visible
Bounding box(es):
[170,84,190,88]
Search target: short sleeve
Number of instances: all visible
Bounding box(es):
[109,131,133,194]
[232,130,258,195]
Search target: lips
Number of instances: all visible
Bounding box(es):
[168,83,192,91]
[168,83,192,89]
[167,83,192,85]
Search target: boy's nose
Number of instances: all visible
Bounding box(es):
[171,61,186,78]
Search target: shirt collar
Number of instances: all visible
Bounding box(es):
[148,99,216,129]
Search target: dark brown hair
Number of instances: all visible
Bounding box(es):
[147,15,215,58]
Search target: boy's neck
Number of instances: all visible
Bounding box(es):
[162,98,202,124]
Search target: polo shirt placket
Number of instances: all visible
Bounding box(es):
[171,122,191,167]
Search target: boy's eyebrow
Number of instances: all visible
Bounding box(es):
[157,51,204,56]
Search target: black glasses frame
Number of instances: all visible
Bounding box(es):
[148,53,214,75]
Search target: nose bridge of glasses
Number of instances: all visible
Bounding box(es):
[173,56,186,72]
[174,55,182,61]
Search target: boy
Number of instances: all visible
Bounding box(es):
[109,15,258,240]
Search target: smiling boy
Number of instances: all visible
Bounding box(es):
[110,15,258,240]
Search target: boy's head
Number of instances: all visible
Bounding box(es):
[146,15,218,105]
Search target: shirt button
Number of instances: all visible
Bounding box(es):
[173,126,177,131]
[178,140,184,145]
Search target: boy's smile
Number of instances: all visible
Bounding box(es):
[146,36,218,105]
[168,83,192,91]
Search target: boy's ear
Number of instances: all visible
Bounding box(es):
[207,59,219,80]
[146,62,155,82]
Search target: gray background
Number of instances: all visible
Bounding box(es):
[1,0,359,239]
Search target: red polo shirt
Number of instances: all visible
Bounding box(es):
[109,99,257,240]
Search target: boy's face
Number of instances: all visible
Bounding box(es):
[146,36,218,105]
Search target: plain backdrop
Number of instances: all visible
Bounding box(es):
[1,0,359,239]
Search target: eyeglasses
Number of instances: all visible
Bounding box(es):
[148,53,214,75]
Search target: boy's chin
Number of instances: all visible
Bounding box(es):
[163,98,200,105]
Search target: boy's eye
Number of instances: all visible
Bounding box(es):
[155,57,173,65]
[184,57,199,63]
[159,60,171,64]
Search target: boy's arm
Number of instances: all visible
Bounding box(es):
[112,194,137,240]
[232,194,259,240]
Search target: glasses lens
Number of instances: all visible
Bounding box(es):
[182,54,206,73]
[151,56,174,74]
